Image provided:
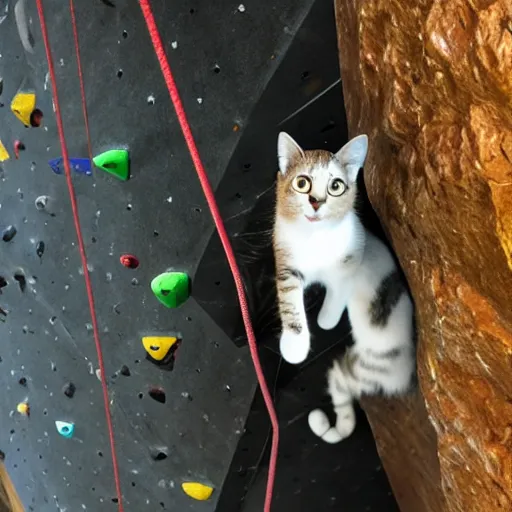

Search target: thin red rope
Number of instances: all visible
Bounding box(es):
[35,1,124,510]
[68,0,93,164]
[138,2,279,510]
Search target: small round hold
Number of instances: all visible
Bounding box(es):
[35,196,48,210]
[2,225,17,242]
[17,402,29,416]
[120,254,139,269]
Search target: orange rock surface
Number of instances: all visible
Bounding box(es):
[335,1,512,511]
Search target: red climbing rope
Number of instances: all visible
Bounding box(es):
[138,2,280,510]
[35,2,125,510]
[68,0,93,164]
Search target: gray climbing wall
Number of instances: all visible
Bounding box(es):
[0,0,318,510]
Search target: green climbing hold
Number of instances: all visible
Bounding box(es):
[93,149,129,181]
[151,272,190,308]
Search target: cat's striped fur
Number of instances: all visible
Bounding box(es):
[273,132,416,442]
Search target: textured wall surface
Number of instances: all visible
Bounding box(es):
[335,0,512,511]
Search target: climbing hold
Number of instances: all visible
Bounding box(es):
[119,365,130,376]
[181,482,214,501]
[142,336,179,371]
[62,382,76,398]
[70,158,91,175]
[48,157,91,176]
[120,254,139,269]
[16,402,29,416]
[93,149,129,181]
[55,421,74,438]
[35,195,48,210]
[30,108,43,127]
[2,225,17,242]
[0,140,9,162]
[151,272,190,308]
[13,140,25,159]
[36,241,45,258]
[11,91,36,126]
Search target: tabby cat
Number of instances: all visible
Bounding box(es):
[273,132,415,442]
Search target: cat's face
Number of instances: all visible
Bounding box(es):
[275,133,368,223]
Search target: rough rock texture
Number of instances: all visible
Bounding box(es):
[335,1,512,511]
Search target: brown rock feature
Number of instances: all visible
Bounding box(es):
[335,1,512,511]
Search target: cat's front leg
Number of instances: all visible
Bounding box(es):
[276,266,310,364]
[317,278,351,330]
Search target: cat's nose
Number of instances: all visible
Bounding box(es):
[309,196,323,211]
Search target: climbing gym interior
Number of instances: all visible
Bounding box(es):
[1,0,511,511]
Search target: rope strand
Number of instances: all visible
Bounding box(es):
[36,1,124,509]
[138,2,279,510]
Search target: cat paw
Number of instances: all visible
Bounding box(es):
[317,305,343,331]
[335,408,356,440]
[280,329,310,364]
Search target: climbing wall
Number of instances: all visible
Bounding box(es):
[0,0,318,510]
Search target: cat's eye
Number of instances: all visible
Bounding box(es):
[292,175,312,194]
[327,178,346,197]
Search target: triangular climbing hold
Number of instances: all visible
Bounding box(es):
[55,421,75,439]
[0,140,9,162]
[11,91,36,126]
[142,336,180,370]
[182,482,214,501]
[151,272,190,308]
[93,149,129,181]
[48,157,92,176]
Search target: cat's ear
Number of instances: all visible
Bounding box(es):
[278,132,304,175]
[335,134,368,183]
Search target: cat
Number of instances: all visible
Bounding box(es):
[273,132,416,442]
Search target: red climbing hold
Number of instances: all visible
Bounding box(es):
[120,254,139,269]
[14,140,25,159]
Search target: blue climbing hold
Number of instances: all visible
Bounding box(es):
[55,420,75,438]
[48,157,92,176]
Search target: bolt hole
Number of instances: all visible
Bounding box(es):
[18,377,27,386]
[214,281,220,286]
[243,163,251,171]
[131,482,136,487]
[148,387,166,404]
[112,498,118,504]
[126,204,132,211]
[213,64,220,74]
[301,70,310,80]
[153,230,159,237]
[98,451,103,457]
[235,192,242,199]
[186,316,192,322]
[117,69,123,79]
[138,392,143,399]
[122,30,128,39]
[194,207,201,213]
[30,109,43,127]
[91,237,97,243]
[189,8,195,14]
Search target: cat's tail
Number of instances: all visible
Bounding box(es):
[308,409,344,443]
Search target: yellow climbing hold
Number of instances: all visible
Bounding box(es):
[11,91,36,126]
[181,482,214,501]
[142,336,178,361]
[0,140,9,162]
[17,402,29,416]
